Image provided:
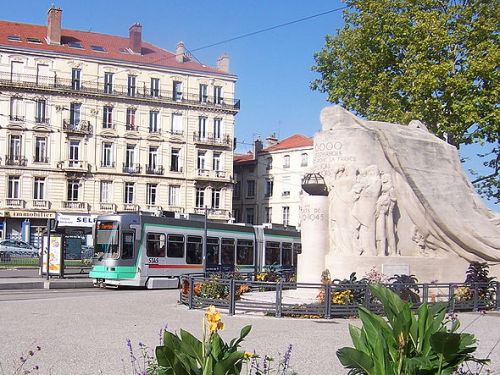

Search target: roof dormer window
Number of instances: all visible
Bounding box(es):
[7,35,21,41]
[68,41,83,49]
[91,45,106,52]
[27,37,42,44]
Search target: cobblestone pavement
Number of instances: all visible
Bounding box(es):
[0,288,498,374]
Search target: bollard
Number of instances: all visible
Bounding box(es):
[188,276,194,310]
[275,282,283,318]
[229,279,236,316]
[324,284,332,319]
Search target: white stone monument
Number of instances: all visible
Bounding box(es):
[299,106,500,283]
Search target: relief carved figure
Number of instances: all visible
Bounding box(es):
[375,172,398,255]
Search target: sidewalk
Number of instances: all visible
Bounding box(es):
[0,268,94,290]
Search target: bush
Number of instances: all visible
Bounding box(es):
[388,274,420,303]
[463,262,496,308]
[337,284,488,375]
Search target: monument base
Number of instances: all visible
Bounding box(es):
[324,254,475,283]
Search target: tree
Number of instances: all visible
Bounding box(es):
[311,0,499,203]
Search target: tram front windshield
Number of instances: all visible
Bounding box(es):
[95,221,119,259]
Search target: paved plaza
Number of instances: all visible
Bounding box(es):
[0,287,498,374]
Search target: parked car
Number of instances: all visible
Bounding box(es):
[0,239,39,258]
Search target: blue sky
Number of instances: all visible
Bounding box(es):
[3,1,497,211]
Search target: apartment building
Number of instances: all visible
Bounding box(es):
[233,134,313,227]
[0,7,239,245]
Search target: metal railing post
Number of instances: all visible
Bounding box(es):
[423,284,429,304]
[363,284,371,310]
[473,283,479,312]
[448,284,455,312]
[229,279,236,316]
[275,281,283,318]
[325,283,332,319]
[188,276,194,310]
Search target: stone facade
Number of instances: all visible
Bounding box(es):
[0,7,239,245]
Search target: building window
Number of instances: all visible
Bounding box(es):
[34,137,47,163]
[283,155,290,168]
[265,207,272,223]
[213,118,222,140]
[212,188,221,209]
[69,140,80,165]
[149,111,159,132]
[150,78,160,97]
[35,99,46,123]
[266,157,273,170]
[234,181,241,199]
[34,177,45,200]
[195,188,205,208]
[171,113,183,134]
[265,179,274,197]
[282,206,290,227]
[10,97,23,121]
[124,182,135,203]
[71,68,81,90]
[246,180,255,198]
[69,103,81,126]
[67,180,79,201]
[282,176,291,197]
[213,152,222,172]
[170,148,181,172]
[103,106,113,128]
[125,144,136,167]
[148,147,158,170]
[101,142,113,167]
[8,176,20,199]
[198,116,207,138]
[197,151,206,174]
[9,135,22,161]
[301,153,308,167]
[199,84,208,103]
[214,86,223,104]
[127,75,136,96]
[104,72,113,94]
[126,108,136,130]
[245,208,254,224]
[173,81,182,101]
[100,181,111,203]
[146,184,157,205]
[169,185,180,206]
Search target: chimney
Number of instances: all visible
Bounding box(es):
[253,138,263,160]
[176,41,185,63]
[129,23,142,54]
[216,53,230,73]
[47,6,62,45]
[266,133,278,147]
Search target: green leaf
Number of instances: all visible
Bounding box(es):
[336,347,374,374]
[430,332,461,359]
[179,329,203,363]
[213,351,245,375]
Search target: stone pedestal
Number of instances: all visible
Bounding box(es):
[297,195,329,284]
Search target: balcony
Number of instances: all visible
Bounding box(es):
[169,166,183,173]
[62,120,92,135]
[101,123,116,131]
[166,206,184,213]
[99,202,116,212]
[196,169,210,178]
[9,115,25,122]
[122,203,139,211]
[35,117,50,126]
[61,160,90,172]
[100,161,116,168]
[123,163,141,174]
[31,200,50,209]
[4,155,27,167]
[6,198,25,208]
[146,205,163,212]
[145,165,164,175]
[213,170,227,179]
[0,72,240,113]
[62,201,88,210]
[193,132,232,148]
[194,207,230,218]
[33,156,49,164]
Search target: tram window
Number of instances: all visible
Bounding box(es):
[186,236,203,264]
[122,232,135,259]
[282,242,292,266]
[167,234,184,258]
[206,237,219,264]
[221,238,235,265]
[236,239,254,265]
[146,233,166,257]
[265,241,280,265]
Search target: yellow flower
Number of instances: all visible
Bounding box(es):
[243,351,254,359]
[205,305,224,332]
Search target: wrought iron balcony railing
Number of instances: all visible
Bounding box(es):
[62,120,93,135]
[5,155,28,166]
[145,165,164,175]
[0,72,241,112]
[123,163,141,174]
[193,132,232,147]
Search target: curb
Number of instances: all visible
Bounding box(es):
[0,280,94,290]
[0,282,44,290]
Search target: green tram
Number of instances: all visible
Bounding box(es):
[89,212,301,289]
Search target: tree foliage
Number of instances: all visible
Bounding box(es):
[311,0,499,202]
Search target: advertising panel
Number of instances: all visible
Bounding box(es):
[41,235,63,276]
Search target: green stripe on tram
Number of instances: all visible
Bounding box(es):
[89,265,137,279]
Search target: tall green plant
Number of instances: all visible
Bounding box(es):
[337,284,488,375]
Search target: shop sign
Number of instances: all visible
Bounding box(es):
[56,213,98,227]
[4,211,56,219]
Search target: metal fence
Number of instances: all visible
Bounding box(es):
[179,275,500,319]
[0,251,92,274]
